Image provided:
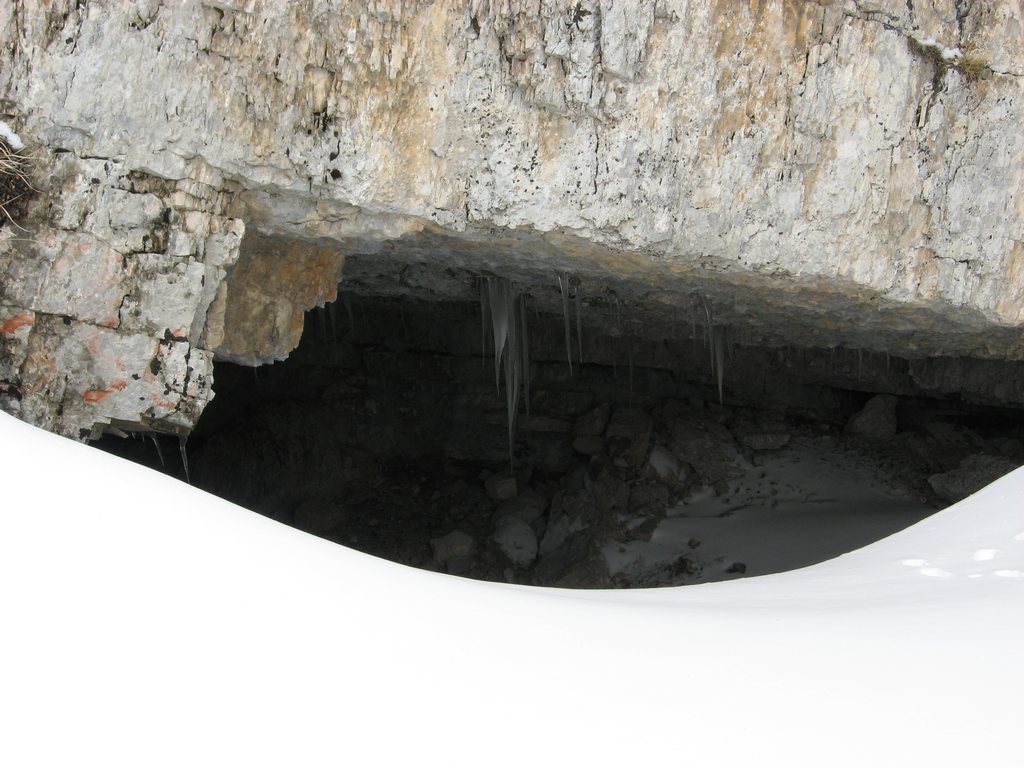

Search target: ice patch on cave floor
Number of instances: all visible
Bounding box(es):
[605,436,936,583]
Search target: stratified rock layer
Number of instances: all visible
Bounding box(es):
[1,1,1023,436]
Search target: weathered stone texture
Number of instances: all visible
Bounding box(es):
[212,233,345,365]
[0,151,242,437]
[1,0,1023,436]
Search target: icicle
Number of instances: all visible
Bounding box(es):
[558,273,573,376]
[488,279,510,391]
[627,337,634,404]
[574,282,583,366]
[179,436,191,485]
[703,304,715,374]
[504,287,520,465]
[150,434,165,468]
[343,294,355,337]
[701,298,713,363]
[519,294,530,420]
[486,277,524,467]
[712,326,726,405]
[479,277,490,369]
[317,304,328,341]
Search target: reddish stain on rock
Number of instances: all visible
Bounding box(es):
[82,379,127,404]
[1,312,35,335]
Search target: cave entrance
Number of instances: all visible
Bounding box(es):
[98,256,1024,588]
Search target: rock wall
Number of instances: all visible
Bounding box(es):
[0,151,243,436]
[1,0,1023,437]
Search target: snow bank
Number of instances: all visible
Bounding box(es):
[0,411,1021,767]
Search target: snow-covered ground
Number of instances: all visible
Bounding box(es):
[1,410,1022,767]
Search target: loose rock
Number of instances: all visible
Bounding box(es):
[292,497,347,534]
[573,403,610,437]
[492,494,547,526]
[572,435,606,456]
[628,482,670,513]
[484,473,518,501]
[845,394,898,442]
[646,445,681,483]
[927,454,1019,503]
[669,421,742,489]
[737,432,790,451]
[430,530,477,574]
[605,409,653,468]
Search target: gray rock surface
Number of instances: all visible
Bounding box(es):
[2,1,1024,440]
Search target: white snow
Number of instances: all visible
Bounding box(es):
[916,37,963,61]
[0,410,1022,767]
[0,120,24,151]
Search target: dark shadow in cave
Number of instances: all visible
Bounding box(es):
[95,282,1024,588]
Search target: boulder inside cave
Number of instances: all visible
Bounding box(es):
[96,254,1024,589]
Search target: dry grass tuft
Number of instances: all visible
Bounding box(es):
[907,37,990,88]
[954,55,989,82]
[0,138,36,228]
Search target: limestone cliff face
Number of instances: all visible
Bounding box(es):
[1,0,1023,437]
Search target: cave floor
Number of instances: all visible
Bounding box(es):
[605,435,935,586]
[274,421,938,589]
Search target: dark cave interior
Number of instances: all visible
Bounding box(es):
[95,262,1024,588]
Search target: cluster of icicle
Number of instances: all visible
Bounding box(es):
[480,273,586,465]
[479,277,530,465]
[479,276,732,466]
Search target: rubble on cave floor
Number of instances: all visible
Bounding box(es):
[207,395,1017,590]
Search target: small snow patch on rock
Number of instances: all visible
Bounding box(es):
[491,516,538,569]
[0,121,24,151]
